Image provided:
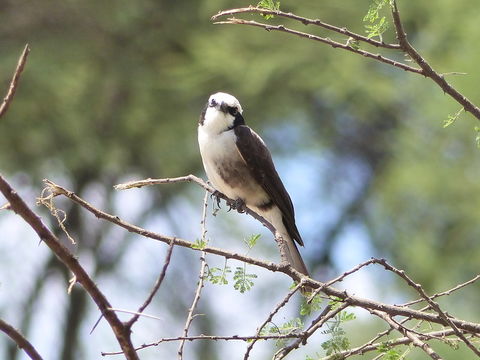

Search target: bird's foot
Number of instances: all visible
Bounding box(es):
[228,198,247,213]
[210,190,222,209]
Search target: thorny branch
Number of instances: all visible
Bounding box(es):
[212,1,480,122]
[43,177,480,358]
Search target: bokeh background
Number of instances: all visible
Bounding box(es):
[1,0,479,359]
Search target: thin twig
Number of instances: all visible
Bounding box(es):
[0,318,44,360]
[274,302,350,359]
[0,44,30,119]
[321,328,462,360]
[307,257,377,304]
[374,258,480,357]
[244,281,305,359]
[391,0,480,121]
[211,7,400,49]
[214,18,422,75]
[400,274,480,307]
[102,333,312,356]
[0,175,139,360]
[125,240,175,329]
[177,191,210,359]
[371,310,443,360]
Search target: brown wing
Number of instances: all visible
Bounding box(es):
[234,125,304,246]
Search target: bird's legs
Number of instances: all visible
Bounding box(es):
[229,197,247,213]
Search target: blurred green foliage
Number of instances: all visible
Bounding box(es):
[1,0,480,359]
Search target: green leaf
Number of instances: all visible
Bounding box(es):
[475,126,480,148]
[260,318,303,347]
[363,0,390,40]
[377,342,402,360]
[206,266,231,285]
[364,0,389,22]
[365,16,389,40]
[300,293,323,316]
[320,309,355,356]
[191,238,207,250]
[257,0,280,20]
[444,108,464,128]
[244,234,261,249]
[233,266,258,293]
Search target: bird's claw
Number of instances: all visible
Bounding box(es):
[228,198,247,213]
[210,190,222,209]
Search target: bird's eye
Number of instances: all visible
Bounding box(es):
[209,99,217,107]
[227,106,238,116]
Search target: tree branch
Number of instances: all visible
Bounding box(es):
[0,318,43,360]
[213,18,422,75]
[177,191,210,359]
[0,44,30,119]
[125,240,175,330]
[371,310,443,360]
[42,178,480,336]
[0,175,139,360]
[390,0,480,121]
[211,7,401,49]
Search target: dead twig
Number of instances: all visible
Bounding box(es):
[0,44,30,119]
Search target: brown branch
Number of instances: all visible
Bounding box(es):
[125,240,175,329]
[0,44,30,119]
[371,310,443,360]
[274,302,350,359]
[214,18,422,75]
[115,175,277,236]
[45,178,480,335]
[307,257,377,304]
[178,191,210,359]
[391,0,480,121]
[0,318,43,360]
[102,333,312,356]
[244,281,304,359]
[374,258,480,357]
[401,274,480,307]
[0,175,139,360]
[211,7,400,49]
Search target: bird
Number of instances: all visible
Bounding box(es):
[197,92,309,277]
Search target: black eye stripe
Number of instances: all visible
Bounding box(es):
[227,106,238,116]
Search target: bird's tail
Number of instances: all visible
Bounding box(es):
[283,235,309,276]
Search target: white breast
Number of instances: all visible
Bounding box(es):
[198,126,268,205]
[198,126,238,196]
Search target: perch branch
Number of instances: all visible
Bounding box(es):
[42,178,480,335]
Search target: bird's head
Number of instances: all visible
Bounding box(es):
[199,92,245,133]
